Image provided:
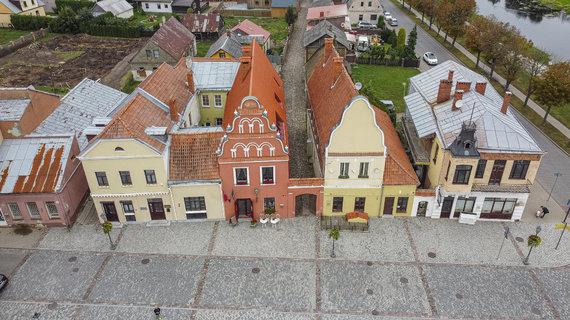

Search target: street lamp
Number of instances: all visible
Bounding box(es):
[564,199,570,223]
[523,225,541,265]
[547,172,562,202]
[402,82,407,97]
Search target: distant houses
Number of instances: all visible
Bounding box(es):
[181,13,224,41]
[92,0,133,18]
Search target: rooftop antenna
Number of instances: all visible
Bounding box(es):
[468,101,476,126]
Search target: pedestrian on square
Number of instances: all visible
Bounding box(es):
[154,306,161,320]
[541,206,549,218]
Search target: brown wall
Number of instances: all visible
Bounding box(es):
[0,89,60,138]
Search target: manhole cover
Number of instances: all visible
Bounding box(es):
[428,252,437,258]
[371,310,379,315]
[367,261,373,266]
[400,277,408,284]
[47,302,58,310]
[366,289,373,295]
[456,293,463,299]
[531,306,541,315]
[252,267,260,274]
[141,258,150,265]
[68,256,77,262]
[516,237,524,242]
[72,268,79,273]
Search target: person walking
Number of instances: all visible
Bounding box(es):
[154,306,161,320]
[540,206,549,219]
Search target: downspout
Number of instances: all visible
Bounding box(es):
[168,186,178,221]
[379,184,385,217]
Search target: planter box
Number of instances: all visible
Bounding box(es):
[458,212,477,225]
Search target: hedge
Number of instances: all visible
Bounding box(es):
[54,0,94,13]
[87,24,141,38]
[10,15,51,30]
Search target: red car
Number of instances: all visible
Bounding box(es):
[349,30,358,35]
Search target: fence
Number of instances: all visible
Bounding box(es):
[221,9,271,17]
[356,56,420,68]
[0,28,50,58]
[321,216,369,232]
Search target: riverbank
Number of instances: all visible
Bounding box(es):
[540,0,570,13]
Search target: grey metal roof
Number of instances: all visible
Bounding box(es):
[31,79,127,150]
[303,20,350,49]
[191,60,240,91]
[0,0,21,13]
[405,60,542,154]
[93,0,132,15]
[205,33,243,58]
[0,99,30,121]
[271,0,296,8]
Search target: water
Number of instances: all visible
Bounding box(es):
[475,0,570,61]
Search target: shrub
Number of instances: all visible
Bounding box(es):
[187,8,194,13]
[54,0,94,13]
[10,15,51,30]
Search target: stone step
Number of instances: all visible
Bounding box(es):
[146,220,171,227]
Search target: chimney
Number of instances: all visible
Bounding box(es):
[501,91,512,114]
[186,70,194,93]
[333,57,344,81]
[168,98,178,122]
[241,45,252,57]
[436,80,452,103]
[226,30,231,37]
[475,82,487,95]
[320,11,324,18]
[448,70,454,81]
[324,38,333,57]
[452,90,464,111]
[456,81,471,92]
[240,56,252,73]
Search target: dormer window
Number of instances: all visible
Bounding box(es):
[115,147,125,152]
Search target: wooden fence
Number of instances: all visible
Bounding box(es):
[355,56,420,68]
[0,28,49,58]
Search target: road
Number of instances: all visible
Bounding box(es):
[383,0,570,210]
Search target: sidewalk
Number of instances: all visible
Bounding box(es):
[400,2,570,139]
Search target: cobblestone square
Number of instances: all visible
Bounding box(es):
[534,268,570,319]
[0,248,28,275]
[38,224,112,252]
[76,305,193,320]
[0,301,76,320]
[194,309,316,320]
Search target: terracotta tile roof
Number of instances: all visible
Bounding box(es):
[150,17,195,61]
[231,19,270,43]
[181,13,222,33]
[169,132,223,181]
[139,59,191,116]
[222,42,287,145]
[308,45,418,186]
[346,211,369,221]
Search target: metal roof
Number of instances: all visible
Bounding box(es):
[0,99,30,121]
[93,0,132,15]
[191,60,240,91]
[0,0,22,13]
[272,0,296,7]
[303,20,350,49]
[31,78,127,149]
[405,60,542,154]
[205,33,244,58]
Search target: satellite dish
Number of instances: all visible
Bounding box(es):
[355,82,362,90]
[455,100,464,109]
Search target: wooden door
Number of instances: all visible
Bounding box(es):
[489,160,506,185]
[102,202,119,222]
[383,197,395,215]
[147,199,166,220]
[440,196,454,218]
[236,199,253,217]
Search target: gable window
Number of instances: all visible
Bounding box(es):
[31,0,35,4]
[145,2,149,8]
[184,197,207,219]
[475,159,487,178]
[45,202,59,218]
[453,165,472,185]
[371,14,377,20]
[23,1,27,7]
[144,170,157,184]
[261,167,274,184]
[146,49,152,57]
[201,95,210,107]
[26,202,40,219]
[332,197,343,212]
[264,197,275,210]
[153,50,159,57]
[235,168,249,185]
[360,1,364,5]
[354,197,366,212]
[8,203,22,219]
[432,144,439,164]
[509,160,530,180]
[358,162,369,178]
[35,10,39,15]
[216,118,223,126]
[396,197,408,213]
[119,171,132,185]
[164,4,168,8]
[95,172,108,186]
[121,201,135,221]
[339,162,349,178]
[214,94,223,107]
[219,52,226,58]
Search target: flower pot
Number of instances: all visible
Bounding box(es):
[250,223,257,228]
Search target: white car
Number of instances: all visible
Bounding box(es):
[423,52,438,65]
[388,17,398,26]
[384,12,392,21]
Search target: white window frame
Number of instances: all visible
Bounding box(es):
[339,162,350,178]
[214,94,223,108]
[153,50,159,58]
[26,202,41,219]
[45,202,59,218]
[184,197,207,213]
[234,167,249,186]
[359,162,369,178]
[8,203,22,219]
[260,166,275,185]
[201,95,210,108]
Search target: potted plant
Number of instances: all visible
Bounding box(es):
[264,207,275,217]
[250,219,257,228]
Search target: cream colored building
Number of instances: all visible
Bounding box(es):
[0,0,46,26]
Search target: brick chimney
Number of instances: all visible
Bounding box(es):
[241,45,252,57]
[452,90,464,111]
[226,30,231,37]
[333,57,344,81]
[501,91,512,114]
[456,81,471,92]
[240,56,252,73]
[436,80,452,103]
[168,98,178,122]
[324,38,333,57]
[186,70,194,93]
[447,70,454,81]
[475,82,487,95]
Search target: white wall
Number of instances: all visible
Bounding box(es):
[140,1,173,13]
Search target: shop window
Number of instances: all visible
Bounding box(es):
[354,197,366,212]
[184,197,207,219]
[396,197,408,213]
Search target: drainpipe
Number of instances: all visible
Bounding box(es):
[168,186,178,221]
[379,185,385,217]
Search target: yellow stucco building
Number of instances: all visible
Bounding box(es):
[0,0,46,26]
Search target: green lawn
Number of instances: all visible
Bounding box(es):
[350,64,420,113]
[222,16,289,45]
[196,41,214,57]
[0,29,32,45]
[120,71,141,94]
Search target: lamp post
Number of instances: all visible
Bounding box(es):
[547,172,562,202]
[563,199,570,223]
[402,82,407,97]
[523,225,541,265]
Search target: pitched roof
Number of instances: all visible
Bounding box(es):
[190,58,240,91]
[0,135,74,194]
[181,13,222,33]
[1,0,21,12]
[93,0,132,15]
[307,4,348,20]
[308,44,418,185]
[406,60,542,154]
[222,42,287,145]
[31,79,127,149]
[272,0,296,7]
[150,17,195,61]
[231,19,270,43]
[303,20,349,49]
[206,32,244,58]
[0,86,59,122]
[169,131,224,181]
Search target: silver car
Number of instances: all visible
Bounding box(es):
[423,52,438,65]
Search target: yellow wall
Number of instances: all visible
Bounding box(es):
[170,183,225,220]
[426,137,445,188]
[380,185,416,216]
[0,130,3,146]
[322,187,382,216]
[324,156,385,187]
[441,157,479,193]
[21,6,45,16]
[198,91,228,126]
[93,195,173,223]
[210,50,235,58]
[473,158,541,186]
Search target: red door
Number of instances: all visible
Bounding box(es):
[148,199,166,220]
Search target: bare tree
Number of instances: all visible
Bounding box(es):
[523,47,549,108]
[534,62,570,125]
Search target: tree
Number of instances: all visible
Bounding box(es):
[523,47,550,108]
[397,27,406,49]
[285,6,297,26]
[438,0,475,47]
[402,25,418,59]
[465,15,488,69]
[369,45,387,60]
[377,15,385,29]
[102,221,116,250]
[49,6,92,34]
[534,62,570,125]
[481,16,508,79]
[389,29,397,47]
[426,0,440,28]
[329,227,340,258]
[501,32,531,91]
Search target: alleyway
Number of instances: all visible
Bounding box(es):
[282,0,315,178]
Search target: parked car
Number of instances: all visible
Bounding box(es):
[357,36,369,52]
[423,52,438,65]
[349,30,358,35]
[384,12,392,21]
[0,274,8,291]
[388,17,398,26]
[358,21,375,29]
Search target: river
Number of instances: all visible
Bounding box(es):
[475,0,570,61]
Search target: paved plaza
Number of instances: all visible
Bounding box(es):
[1,215,570,320]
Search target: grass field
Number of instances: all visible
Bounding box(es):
[196,41,214,57]
[350,64,420,113]
[0,29,33,45]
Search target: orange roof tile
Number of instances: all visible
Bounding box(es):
[139,59,191,116]
[169,132,224,181]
